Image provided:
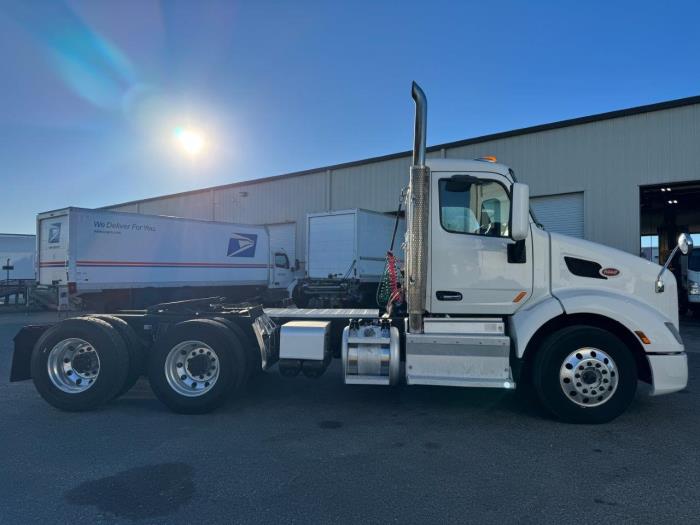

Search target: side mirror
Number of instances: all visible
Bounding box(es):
[510,183,530,241]
[678,232,693,255]
[655,233,694,293]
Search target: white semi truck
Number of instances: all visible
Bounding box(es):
[36,207,294,309]
[9,83,690,423]
[292,209,406,307]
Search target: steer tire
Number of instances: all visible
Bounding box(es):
[533,325,637,424]
[87,315,147,397]
[148,319,246,414]
[30,317,130,412]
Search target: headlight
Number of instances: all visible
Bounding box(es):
[689,280,700,295]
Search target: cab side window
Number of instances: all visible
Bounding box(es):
[439,178,510,237]
[274,253,289,269]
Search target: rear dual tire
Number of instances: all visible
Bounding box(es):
[86,314,146,397]
[147,319,248,414]
[31,317,130,411]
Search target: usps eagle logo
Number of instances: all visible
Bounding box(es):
[227,233,257,258]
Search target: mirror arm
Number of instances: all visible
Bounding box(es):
[655,245,680,293]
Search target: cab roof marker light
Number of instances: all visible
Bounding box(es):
[476,156,497,163]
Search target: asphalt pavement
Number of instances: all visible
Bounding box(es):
[0,311,699,524]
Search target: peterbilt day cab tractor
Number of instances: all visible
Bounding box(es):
[8,83,691,423]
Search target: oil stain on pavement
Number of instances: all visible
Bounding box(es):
[64,462,194,520]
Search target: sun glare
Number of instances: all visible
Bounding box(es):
[173,126,205,156]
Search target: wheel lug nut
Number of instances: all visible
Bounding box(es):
[177,362,183,368]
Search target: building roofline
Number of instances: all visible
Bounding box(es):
[103,94,700,209]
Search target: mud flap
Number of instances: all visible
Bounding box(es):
[9,325,53,381]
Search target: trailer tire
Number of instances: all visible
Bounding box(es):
[87,315,146,397]
[533,325,637,424]
[148,319,246,414]
[30,317,130,411]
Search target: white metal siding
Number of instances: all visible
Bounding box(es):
[531,193,584,238]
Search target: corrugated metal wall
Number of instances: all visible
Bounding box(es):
[106,102,700,260]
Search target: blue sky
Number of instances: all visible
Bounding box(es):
[1,0,699,233]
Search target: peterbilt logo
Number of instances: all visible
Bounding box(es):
[600,267,620,277]
[48,223,62,244]
[227,233,257,257]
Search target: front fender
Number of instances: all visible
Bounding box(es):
[509,296,564,359]
[554,288,683,354]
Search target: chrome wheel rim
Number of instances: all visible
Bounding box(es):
[164,340,219,397]
[47,338,100,393]
[560,347,618,407]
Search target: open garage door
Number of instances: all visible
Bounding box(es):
[530,192,584,238]
[641,182,700,318]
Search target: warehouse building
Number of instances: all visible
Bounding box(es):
[105,95,700,271]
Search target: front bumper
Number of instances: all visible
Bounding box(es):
[647,353,688,396]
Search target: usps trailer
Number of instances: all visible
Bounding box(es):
[293,209,406,307]
[36,208,293,310]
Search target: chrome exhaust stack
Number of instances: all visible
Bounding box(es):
[406,82,430,333]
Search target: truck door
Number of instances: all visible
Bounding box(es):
[271,251,292,289]
[429,172,533,315]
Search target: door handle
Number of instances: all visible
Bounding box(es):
[436,290,462,301]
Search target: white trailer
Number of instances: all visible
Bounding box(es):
[36,208,293,309]
[294,209,406,307]
[9,83,691,424]
[0,233,35,281]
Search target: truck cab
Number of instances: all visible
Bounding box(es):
[270,249,293,289]
[396,154,689,422]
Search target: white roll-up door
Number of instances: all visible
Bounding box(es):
[530,192,584,238]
